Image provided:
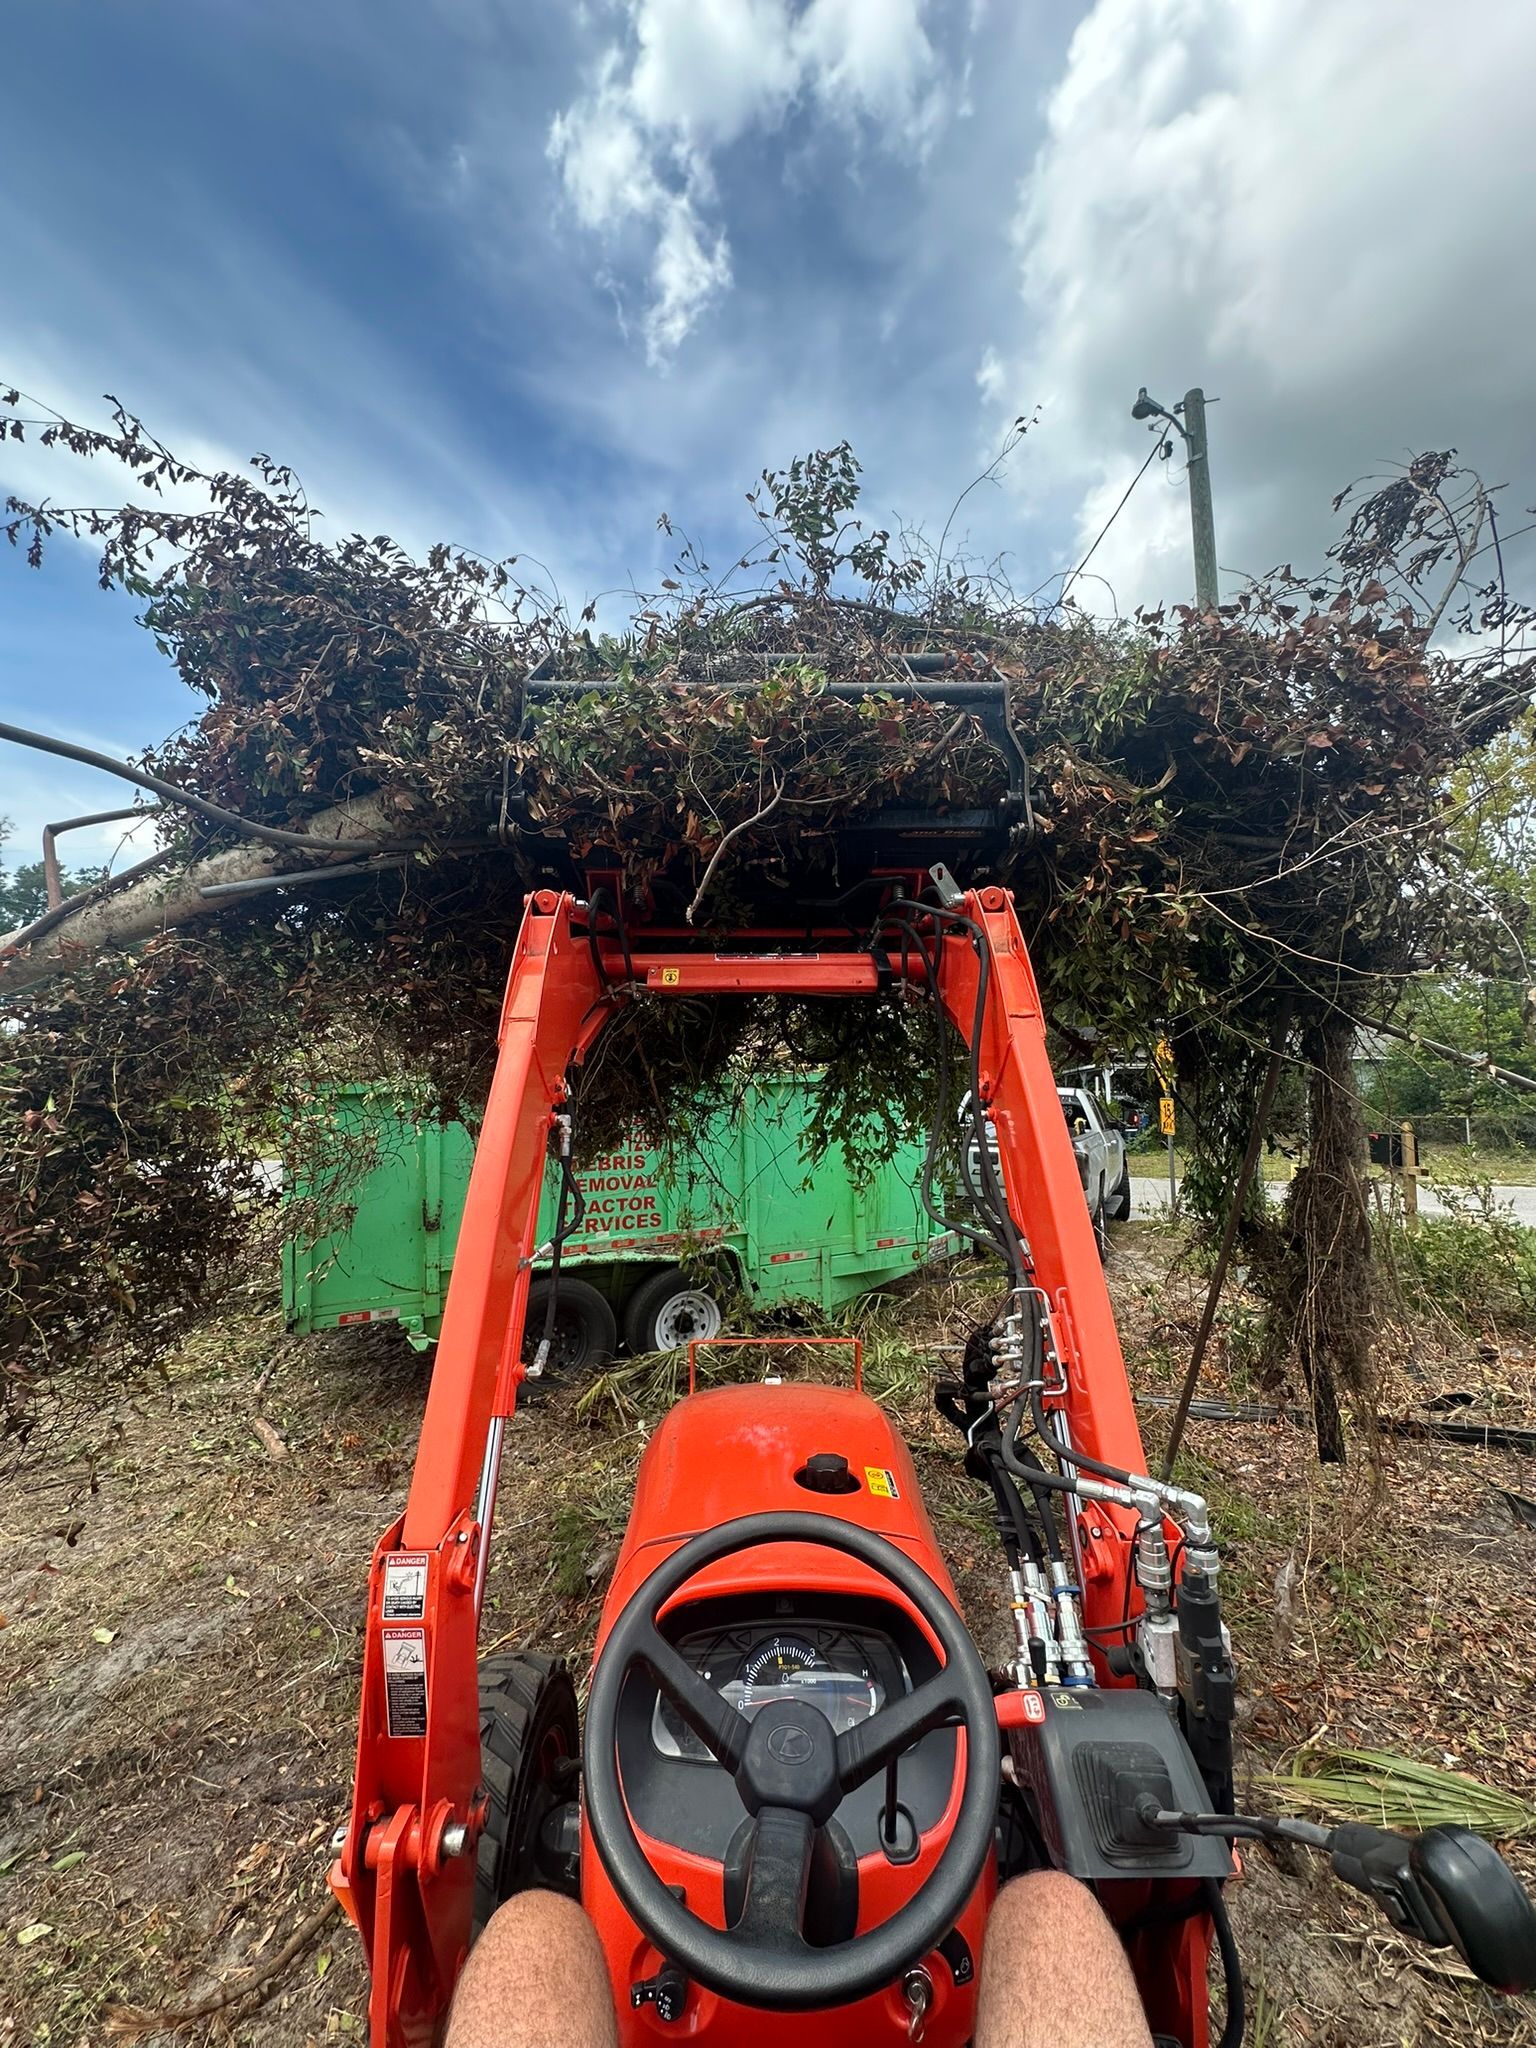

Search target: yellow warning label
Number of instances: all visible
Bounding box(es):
[865,1466,900,1500]
[659,967,681,986]
[1159,1096,1177,1137]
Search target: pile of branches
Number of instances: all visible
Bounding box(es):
[3,400,1532,1460]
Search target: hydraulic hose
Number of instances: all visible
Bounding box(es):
[888,894,1045,1381]
[1206,1879,1246,2048]
[1031,1385,1139,1489]
[974,1444,1042,1568]
[1000,1396,1092,1496]
[530,1131,586,1374]
[998,1436,1064,1563]
[877,908,1006,1261]
[584,887,637,986]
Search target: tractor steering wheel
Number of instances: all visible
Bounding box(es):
[582,1511,1000,2012]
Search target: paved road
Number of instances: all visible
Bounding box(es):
[1129,1176,1536,1224]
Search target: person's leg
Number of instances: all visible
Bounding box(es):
[445,1891,618,2048]
[974,1872,1155,2048]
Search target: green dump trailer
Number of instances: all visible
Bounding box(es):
[282,1079,956,1366]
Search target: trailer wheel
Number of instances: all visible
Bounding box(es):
[474,1651,580,1930]
[1107,1160,1133,1221]
[623,1266,725,1355]
[521,1278,617,1375]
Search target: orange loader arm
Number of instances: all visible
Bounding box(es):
[331,883,1173,2047]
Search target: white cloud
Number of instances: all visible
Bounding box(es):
[795,0,937,127]
[646,198,734,357]
[985,0,1536,612]
[547,54,735,362]
[628,0,802,144]
[548,0,946,359]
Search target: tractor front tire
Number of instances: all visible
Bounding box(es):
[623,1265,725,1355]
[521,1277,617,1376]
[474,1651,580,1931]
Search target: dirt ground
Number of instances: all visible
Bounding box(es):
[2,1226,1533,2046]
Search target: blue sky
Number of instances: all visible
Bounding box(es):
[5,0,1536,873]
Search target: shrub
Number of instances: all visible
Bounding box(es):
[1384,1180,1536,1331]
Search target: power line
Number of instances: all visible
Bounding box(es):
[1059,437,1165,604]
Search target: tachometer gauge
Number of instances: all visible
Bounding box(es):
[741,1635,820,1695]
[738,1629,882,1733]
[650,1623,888,1761]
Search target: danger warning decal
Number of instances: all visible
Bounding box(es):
[864,1466,900,1500]
[382,1627,428,1738]
[382,1553,428,1621]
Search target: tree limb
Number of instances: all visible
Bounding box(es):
[0,791,410,997]
[685,770,785,925]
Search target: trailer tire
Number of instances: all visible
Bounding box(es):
[521,1278,617,1376]
[474,1652,580,1931]
[1107,1160,1133,1221]
[623,1265,725,1355]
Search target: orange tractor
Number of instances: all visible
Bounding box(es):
[327,691,1536,2043]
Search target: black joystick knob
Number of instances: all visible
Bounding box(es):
[796,1453,859,1495]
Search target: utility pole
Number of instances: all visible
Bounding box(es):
[1131,384,1219,612]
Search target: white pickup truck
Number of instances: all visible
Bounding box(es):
[961,1088,1131,1252]
[1058,1087,1131,1240]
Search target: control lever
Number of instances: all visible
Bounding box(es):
[1332,1821,1536,1995]
[1139,1801,1536,1994]
[631,1960,689,2022]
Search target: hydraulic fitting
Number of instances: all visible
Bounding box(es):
[1047,1560,1095,1687]
[1011,1562,1060,1686]
[1134,1511,1181,1701]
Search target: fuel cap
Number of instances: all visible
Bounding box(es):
[795,1452,859,1495]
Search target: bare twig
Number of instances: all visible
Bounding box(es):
[684,769,785,925]
[1420,477,1486,639]
[105,1893,340,2034]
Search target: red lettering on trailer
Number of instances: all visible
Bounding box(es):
[768,1251,811,1264]
[874,1236,910,1249]
[583,1192,659,1218]
[576,1171,659,1195]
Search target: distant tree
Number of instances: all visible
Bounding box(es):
[1365,977,1536,1125]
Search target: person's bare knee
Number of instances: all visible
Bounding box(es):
[446,1891,617,2048]
[975,1872,1154,2048]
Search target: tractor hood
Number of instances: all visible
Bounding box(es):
[593,1380,961,1652]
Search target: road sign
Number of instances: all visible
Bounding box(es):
[1159,1096,1177,1137]
[1154,1037,1175,1090]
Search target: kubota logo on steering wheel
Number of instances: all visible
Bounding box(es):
[766,1723,814,1765]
